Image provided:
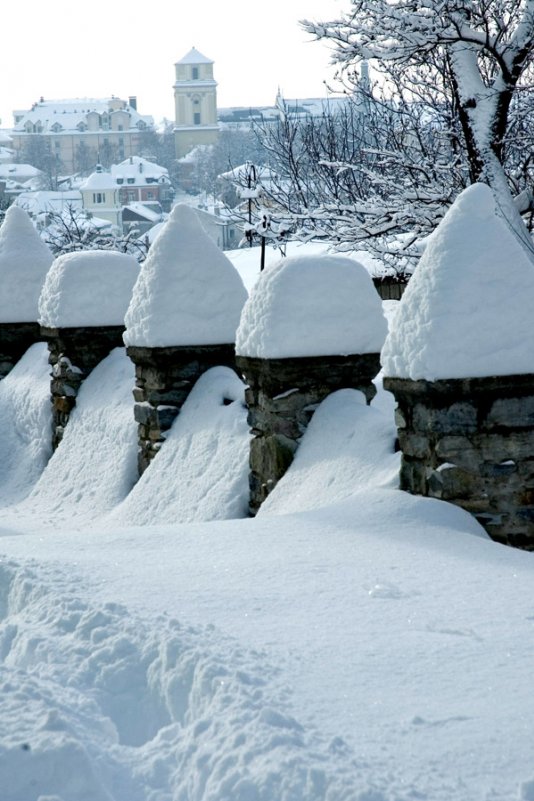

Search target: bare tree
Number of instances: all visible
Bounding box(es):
[302,0,534,258]
[42,205,148,262]
[19,135,63,189]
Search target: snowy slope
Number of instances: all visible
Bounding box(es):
[0,305,533,800]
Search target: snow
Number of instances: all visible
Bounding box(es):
[109,366,250,525]
[236,254,388,358]
[381,183,534,380]
[38,250,139,329]
[0,343,52,504]
[0,295,533,798]
[0,205,53,322]
[123,203,247,347]
[15,348,138,525]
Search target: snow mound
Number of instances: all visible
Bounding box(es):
[0,559,358,801]
[0,343,52,504]
[0,205,53,322]
[260,388,399,515]
[38,250,139,328]
[17,348,137,524]
[110,366,250,525]
[381,183,534,380]
[236,254,387,358]
[123,204,247,347]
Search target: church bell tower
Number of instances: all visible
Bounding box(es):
[173,47,219,159]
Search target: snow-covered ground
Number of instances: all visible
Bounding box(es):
[0,328,533,800]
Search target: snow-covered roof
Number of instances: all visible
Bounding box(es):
[124,203,247,347]
[79,171,116,191]
[15,190,82,216]
[236,255,388,359]
[381,183,534,380]
[122,202,162,222]
[0,164,41,180]
[80,158,170,191]
[38,250,139,328]
[112,157,170,183]
[217,96,350,124]
[13,97,153,133]
[175,47,213,65]
[0,146,14,163]
[0,206,54,323]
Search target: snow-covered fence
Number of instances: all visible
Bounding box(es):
[38,250,139,448]
[236,254,387,514]
[0,206,53,378]
[382,184,534,550]
[123,204,247,475]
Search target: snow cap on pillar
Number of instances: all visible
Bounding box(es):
[38,250,139,328]
[236,254,387,358]
[0,205,54,322]
[123,204,247,347]
[381,183,534,380]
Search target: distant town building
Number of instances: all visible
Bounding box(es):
[10,97,154,174]
[79,157,173,232]
[174,48,219,159]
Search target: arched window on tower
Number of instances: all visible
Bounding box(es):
[193,98,201,125]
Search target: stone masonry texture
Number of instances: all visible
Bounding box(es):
[384,373,534,550]
[238,353,381,516]
[0,322,43,379]
[41,325,126,450]
[126,344,237,475]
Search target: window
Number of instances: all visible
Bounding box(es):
[192,66,199,79]
[92,192,105,204]
[127,177,135,184]
[128,190,136,201]
[146,191,154,200]
[194,112,201,125]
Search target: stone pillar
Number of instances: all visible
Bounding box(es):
[0,322,42,379]
[41,325,125,449]
[237,353,381,515]
[126,343,236,475]
[384,373,534,550]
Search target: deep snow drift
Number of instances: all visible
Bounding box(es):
[0,295,533,800]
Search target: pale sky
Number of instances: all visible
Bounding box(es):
[1,0,348,129]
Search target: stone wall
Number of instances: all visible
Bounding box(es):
[372,276,409,301]
[384,373,534,550]
[126,344,236,475]
[41,325,125,449]
[237,353,381,515]
[0,322,42,379]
